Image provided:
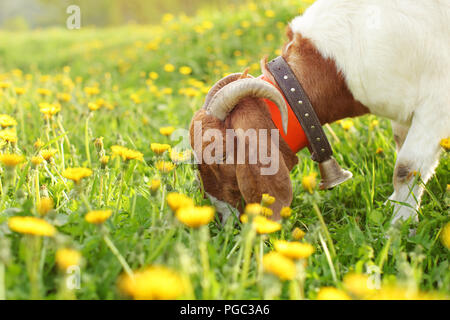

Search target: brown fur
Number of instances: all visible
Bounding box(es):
[190,26,369,220]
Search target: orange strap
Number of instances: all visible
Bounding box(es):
[259,75,309,153]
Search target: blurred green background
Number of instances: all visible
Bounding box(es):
[0,0,246,30]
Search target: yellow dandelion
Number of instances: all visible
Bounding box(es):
[341,119,354,131]
[84,86,100,96]
[149,72,159,80]
[169,149,191,163]
[0,114,17,128]
[241,215,282,234]
[274,240,314,260]
[150,179,161,193]
[111,145,144,161]
[34,138,45,149]
[280,207,292,219]
[151,143,171,155]
[0,154,25,167]
[176,206,215,228]
[166,192,194,212]
[8,216,56,237]
[265,9,276,18]
[130,93,141,104]
[155,160,175,173]
[292,227,306,240]
[31,156,44,167]
[14,87,25,95]
[39,102,61,118]
[37,88,52,96]
[440,138,450,151]
[85,209,112,224]
[343,273,374,298]
[261,207,273,217]
[40,148,57,162]
[244,203,263,216]
[317,287,351,300]
[62,167,93,184]
[55,248,81,271]
[88,102,100,111]
[164,64,175,73]
[261,193,275,206]
[0,128,18,143]
[376,147,384,154]
[441,222,450,249]
[302,173,317,194]
[0,82,11,89]
[263,251,296,281]
[179,66,192,75]
[118,266,184,300]
[37,197,54,216]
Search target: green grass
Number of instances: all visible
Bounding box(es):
[0,0,448,300]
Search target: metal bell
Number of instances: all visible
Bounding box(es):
[318,156,353,190]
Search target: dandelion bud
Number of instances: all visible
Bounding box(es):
[100,155,110,168]
[150,179,161,193]
[302,173,317,194]
[261,193,275,206]
[94,137,104,153]
[34,138,45,149]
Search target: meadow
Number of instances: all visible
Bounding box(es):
[0,0,449,300]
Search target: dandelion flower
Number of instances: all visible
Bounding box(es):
[343,273,374,298]
[242,215,281,234]
[88,102,100,111]
[167,192,194,212]
[39,102,61,118]
[261,207,273,217]
[274,240,314,259]
[244,203,263,216]
[292,227,306,240]
[40,148,57,162]
[111,145,144,161]
[440,138,450,151]
[8,216,56,237]
[263,251,296,281]
[100,155,110,167]
[265,10,275,18]
[85,209,112,224]
[340,119,354,131]
[441,222,450,249]
[179,66,192,75]
[0,154,25,167]
[149,72,159,80]
[38,197,54,215]
[62,167,93,184]
[0,114,17,128]
[280,207,292,219]
[0,128,18,143]
[169,149,191,163]
[31,156,44,167]
[317,287,351,300]
[37,88,52,96]
[55,248,81,271]
[150,179,161,192]
[176,206,215,228]
[164,64,175,73]
[118,266,184,300]
[261,193,275,206]
[34,138,45,149]
[155,160,175,173]
[151,143,171,155]
[302,173,317,194]
[14,87,25,95]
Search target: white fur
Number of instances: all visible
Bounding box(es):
[291,0,450,223]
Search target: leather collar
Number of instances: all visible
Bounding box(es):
[261,56,333,163]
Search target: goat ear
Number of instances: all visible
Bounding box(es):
[229,100,295,220]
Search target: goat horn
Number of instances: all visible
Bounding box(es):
[206,78,288,134]
[203,73,253,109]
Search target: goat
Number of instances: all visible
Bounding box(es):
[189,0,450,223]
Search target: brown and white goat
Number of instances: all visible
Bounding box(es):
[190,0,450,223]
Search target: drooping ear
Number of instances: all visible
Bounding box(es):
[227,98,298,220]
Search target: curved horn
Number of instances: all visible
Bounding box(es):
[203,73,253,109]
[206,78,288,134]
